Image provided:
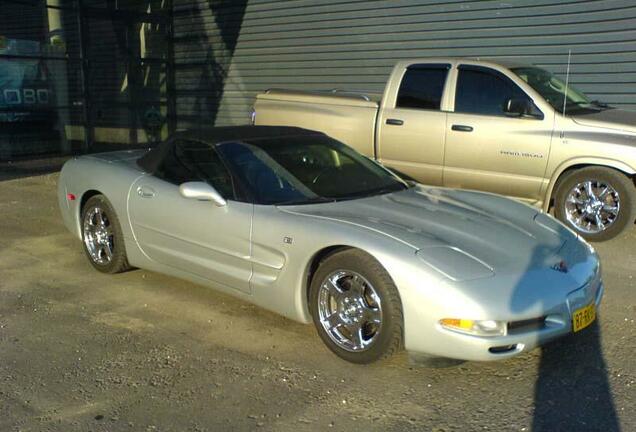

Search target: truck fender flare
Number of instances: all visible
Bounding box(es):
[542,157,636,212]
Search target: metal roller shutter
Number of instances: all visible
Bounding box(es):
[173,0,636,128]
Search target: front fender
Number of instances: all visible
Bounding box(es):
[542,156,636,212]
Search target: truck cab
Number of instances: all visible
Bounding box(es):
[377,58,553,205]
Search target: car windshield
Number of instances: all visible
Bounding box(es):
[216,135,408,205]
[512,66,610,114]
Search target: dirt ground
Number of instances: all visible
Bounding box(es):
[0,172,634,432]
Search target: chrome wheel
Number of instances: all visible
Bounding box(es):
[317,270,383,352]
[83,206,114,265]
[564,180,620,234]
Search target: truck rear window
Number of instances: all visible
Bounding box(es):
[396,65,450,111]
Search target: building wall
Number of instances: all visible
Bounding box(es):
[0,2,45,41]
[0,0,172,160]
[173,0,636,129]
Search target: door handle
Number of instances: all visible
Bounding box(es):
[386,118,404,126]
[137,186,156,198]
[451,124,473,132]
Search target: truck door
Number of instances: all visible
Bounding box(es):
[443,65,553,203]
[376,64,451,186]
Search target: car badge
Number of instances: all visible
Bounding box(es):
[551,260,569,273]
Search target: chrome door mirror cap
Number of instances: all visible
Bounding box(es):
[179,181,227,207]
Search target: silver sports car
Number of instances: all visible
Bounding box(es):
[57,126,603,364]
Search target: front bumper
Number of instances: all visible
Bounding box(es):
[406,278,604,362]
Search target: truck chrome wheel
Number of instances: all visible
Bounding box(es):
[83,205,114,265]
[317,270,383,352]
[564,180,620,234]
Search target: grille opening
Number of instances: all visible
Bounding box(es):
[507,316,546,334]
[489,344,517,354]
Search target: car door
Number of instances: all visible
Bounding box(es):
[376,63,451,185]
[443,64,553,203]
[128,139,253,294]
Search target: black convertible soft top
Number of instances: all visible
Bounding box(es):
[137,125,323,173]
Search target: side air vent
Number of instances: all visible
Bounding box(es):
[507,317,546,334]
[489,344,518,354]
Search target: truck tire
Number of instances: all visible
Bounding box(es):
[309,249,403,364]
[554,167,636,242]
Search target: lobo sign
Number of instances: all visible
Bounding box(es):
[0,37,55,124]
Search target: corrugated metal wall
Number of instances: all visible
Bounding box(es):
[173,0,636,128]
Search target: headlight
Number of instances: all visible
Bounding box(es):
[439,318,507,337]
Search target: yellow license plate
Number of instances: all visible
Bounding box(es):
[572,303,596,332]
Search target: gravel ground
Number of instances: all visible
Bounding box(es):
[0,173,634,432]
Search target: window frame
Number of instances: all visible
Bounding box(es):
[152,138,198,185]
[394,63,452,112]
[453,64,544,120]
[153,138,243,201]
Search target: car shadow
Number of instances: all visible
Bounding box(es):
[532,320,619,431]
[505,238,620,431]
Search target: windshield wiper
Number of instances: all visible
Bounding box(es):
[567,100,610,110]
[590,100,611,109]
[335,183,407,201]
[276,196,335,206]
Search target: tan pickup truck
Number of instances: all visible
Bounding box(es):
[253,58,636,241]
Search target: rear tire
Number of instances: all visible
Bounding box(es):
[309,249,403,364]
[81,195,130,273]
[554,167,635,242]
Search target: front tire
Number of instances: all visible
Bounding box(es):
[81,194,130,273]
[309,249,403,364]
[554,167,636,242]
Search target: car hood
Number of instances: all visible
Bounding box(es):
[572,108,636,134]
[281,186,584,282]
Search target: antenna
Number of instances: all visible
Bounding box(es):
[562,49,572,117]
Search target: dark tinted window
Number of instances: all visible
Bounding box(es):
[154,143,198,185]
[396,65,449,110]
[455,66,534,116]
[155,140,236,199]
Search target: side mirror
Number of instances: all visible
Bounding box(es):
[503,98,531,117]
[179,181,226,207]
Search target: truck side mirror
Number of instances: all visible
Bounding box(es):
[503,98,530,117]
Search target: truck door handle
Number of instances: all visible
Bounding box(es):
[451,124,473,132]
[137,186,156,198]
[386,118,404,126]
